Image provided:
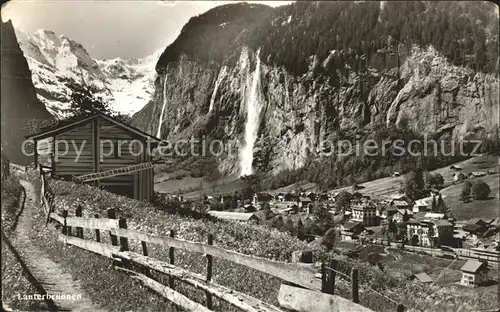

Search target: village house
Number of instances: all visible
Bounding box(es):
[318,192,330,201]
[468,171,486,178]
[460,260,489,287]
[284,192,299,202]
[26,113,159,201]
[453,172,467,183]
[351,204,379,226]
[406,220,435,247]
[243,203,257,213]
[340,221,364,240]
[413,199,429,213]
[393,209,413,223]
[378,206,398,219]
[298,196,312,209]
[391,200,410,209]
[277,193,286,202]
[424,212,446,220]
[433,219,455,246]
[406,218,454,247]
[252,192,273,206]
[306,191,316,201]
[462,219,489,240]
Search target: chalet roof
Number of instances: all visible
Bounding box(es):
[462,223,484,233]
[424,213,445,219]
[255,192,272,199]
[414,199,429,207]
[26,112,161,143]
[392,200,409,207]
[412,272,433,283]
[385,206,398,211]
[433,220,452,227]
[343,221,362,231]
[467,218,487,226]
[460,260,488,273]
[406,219,421,225]
[389,194,407,200]
[397,209,413,215]
[208,211,258,222]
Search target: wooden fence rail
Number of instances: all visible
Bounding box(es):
[41,171,379,312]
[116,266,211,312]
[48,210,321,291]
[114,252,285,312]
[63,215,120,230]
[107,227,321,291]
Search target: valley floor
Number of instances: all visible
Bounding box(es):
[155,155,499,221]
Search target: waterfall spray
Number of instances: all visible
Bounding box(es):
[239,49,262,177]
[209,66,227,113]
[156,75,168,138]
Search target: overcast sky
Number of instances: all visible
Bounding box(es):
[2,0,292,59]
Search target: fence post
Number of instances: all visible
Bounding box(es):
[397,304,405,312]
[75,205,83,239]
[169,229,175,289]
[205,234,213,309]
[141,241,148,256]
[351,268,359,303]
[94,214,101,242]
[62,209,68,235]
[321,258,337,295]
[107,208,118,246]
[63,209,72,236]
[119,218,129,252]
[40,169,45,206]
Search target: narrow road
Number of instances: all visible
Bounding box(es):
[12,180,105,311]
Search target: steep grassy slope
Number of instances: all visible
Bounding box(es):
[41,177,499,311]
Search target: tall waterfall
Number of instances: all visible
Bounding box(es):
[209,66,227,113]
[239,49,262,177]
[156,75,168,138]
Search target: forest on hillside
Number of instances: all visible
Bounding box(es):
[157,1,499,75]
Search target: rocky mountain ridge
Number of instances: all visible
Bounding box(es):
[15,29,160,117]
[132,1,499,179]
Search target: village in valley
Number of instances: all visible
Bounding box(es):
[159,154,499,290]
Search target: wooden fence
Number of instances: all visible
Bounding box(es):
[38,171,407,312]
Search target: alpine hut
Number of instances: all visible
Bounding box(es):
[25,113,160,201]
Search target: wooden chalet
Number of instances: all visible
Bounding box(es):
[26,113,160,201]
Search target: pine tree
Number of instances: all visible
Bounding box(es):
[64,81,112,118]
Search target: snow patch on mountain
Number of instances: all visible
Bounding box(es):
[15,28,160,118]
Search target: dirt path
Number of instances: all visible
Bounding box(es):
[12,180,105,311]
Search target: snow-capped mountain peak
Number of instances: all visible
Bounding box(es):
[15,28,159,118]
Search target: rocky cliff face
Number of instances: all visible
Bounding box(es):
[132,1,499,177]
[386,47,499,139]
[1,18,52,164]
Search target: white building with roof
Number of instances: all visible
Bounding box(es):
[460,260,489,287]
[351,204,378,226]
